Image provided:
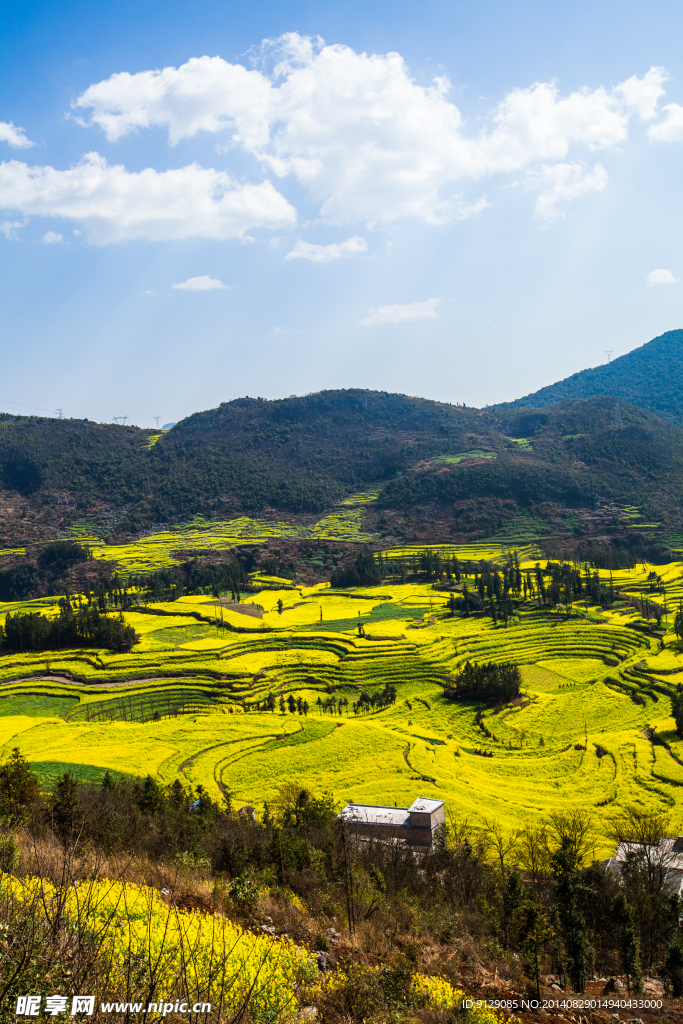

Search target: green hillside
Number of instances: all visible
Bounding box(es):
[497,328,683,424]
[383,396,683,539]
[0,392,484,542]
[4,387,683,557]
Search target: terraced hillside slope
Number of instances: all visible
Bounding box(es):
[3,546,683,855]
[497,328,683,425]
[4,391,683,553]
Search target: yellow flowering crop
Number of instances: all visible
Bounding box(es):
[316,966,499,1023]
[2,874,316,1023]
[414,973,500,1021]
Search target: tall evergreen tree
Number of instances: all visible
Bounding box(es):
[551,839,593,992]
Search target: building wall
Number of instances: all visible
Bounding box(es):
[346,822,436,846]
[410,806,446,829]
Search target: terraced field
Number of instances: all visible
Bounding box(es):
[54,491,382,576]
[2,546,683,851]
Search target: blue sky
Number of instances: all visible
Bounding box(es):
[2,0,683,426]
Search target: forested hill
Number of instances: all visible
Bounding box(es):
[0,392,485,540]
[3,390,683,545]
[496,329,683,425]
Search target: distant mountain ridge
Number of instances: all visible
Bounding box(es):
[497,329,683,425]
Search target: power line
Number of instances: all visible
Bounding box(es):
[605,350,613,362]
[0,396,57,416]
[154,416,160,428]
[56,408,63,419]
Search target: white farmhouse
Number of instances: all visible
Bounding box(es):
[607,835,683,895]
[338,797,445,847]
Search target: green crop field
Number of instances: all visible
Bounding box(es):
[3,541,683,853]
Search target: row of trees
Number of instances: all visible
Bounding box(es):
[325,547,627,618]
[248,693,311,714]
[133,554,249,604]
[248,685,398,717]
[447,558,624,622]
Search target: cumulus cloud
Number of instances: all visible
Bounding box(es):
[0,152,296,243]
[647,268,679,285]
[360,297,439,326]
[74,56,273,147]
[42,231,62,243]
[0,121,34,148]
[285,235,366,262]
[72,41,668,223]
[172,275,229,290]
[648,104,683,142]
[521,161,609,218]
[613,69,668,120]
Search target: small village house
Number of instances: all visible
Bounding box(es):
[607,835,683,896]
[338,797,446,847]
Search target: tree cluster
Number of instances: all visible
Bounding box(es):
[446,660,521,705]
[330,549,383,588]
[355,683,397,713]
[672,687,683,737]
[0,596,136,653]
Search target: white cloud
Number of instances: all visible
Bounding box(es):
[285,235,366,262]
[74,56,274,147]
[172,275,229,290]
[0,152,296,243]
[42,230,63,243]
[0,121,34,149]
[612,68,668,120]
[648,103,683,142]
[143,289,157,295]
[521,161,608,218]
[647,268,679,285]
[361,297,439,326]
[72,41,668,223]
[0,219,26,240]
